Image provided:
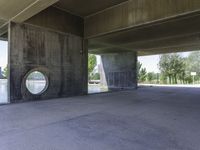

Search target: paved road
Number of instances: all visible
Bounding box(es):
[0,86,200,150]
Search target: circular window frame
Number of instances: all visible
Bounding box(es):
[24,69,49,95]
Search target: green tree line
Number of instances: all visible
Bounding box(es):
[138,51,200,84]
[88,54,100,80]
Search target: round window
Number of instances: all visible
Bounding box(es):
[26,71,48,95]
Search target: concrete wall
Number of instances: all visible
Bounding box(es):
[8,22,87,103]
[100,52,137,90]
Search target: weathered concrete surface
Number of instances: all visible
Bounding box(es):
[26,6,84,37]
[88,10,200,55]
[0,86,200,150]
[8,22,87,102]
[84,0,200,55]
[54,0,127,17]
[0,0,58,35]
[2,0,200,55]
[0,0,57,21]
[85,0,200,38]
[100,52,137,90]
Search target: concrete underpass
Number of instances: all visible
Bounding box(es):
[0,0,200,149]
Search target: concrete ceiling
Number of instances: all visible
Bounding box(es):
[0,0,58,36]
[1,0,200,56]
[0,0,127,38]
[54,0,128,17]
[88,12,200,56]
[0,19,6,28]
[0,0,36,20]
[0,0,36,34]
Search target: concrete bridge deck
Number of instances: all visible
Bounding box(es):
[0,86,200,150]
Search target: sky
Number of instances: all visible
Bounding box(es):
[0,41,8,69]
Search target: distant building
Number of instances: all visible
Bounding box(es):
[0,67,5,79]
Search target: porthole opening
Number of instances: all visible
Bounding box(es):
[26,71,48,95]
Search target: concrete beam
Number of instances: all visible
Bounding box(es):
[88,12,200,55]
[89,32,200,56]
[0,0,58,22]
[0,0,58,35]
[85,0,200,38]
[12,0,59,23]
[0,24,8,37]
[54,0,127,17]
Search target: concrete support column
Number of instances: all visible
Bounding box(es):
[100,52,137,90]
[8,22,87,103]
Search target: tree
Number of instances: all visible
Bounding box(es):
[3,66,8,78]
[159,54,172,84]
[137,61,147,82]
[90,73,100,80]
[178,69,186,84]
[184,74,193,84]
[186,51,200,75]
[147,72,154,83]
[137,61,142,79]
[159,54,185,84]
[170,54,185,84]
[160,73,167,84]
[185,51,200,83]
[139,68,147,82]
[88,54,97,79]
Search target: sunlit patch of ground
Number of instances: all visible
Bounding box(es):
[0,79,7,104]
[139,83,200,88]
[88,84,109,94]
